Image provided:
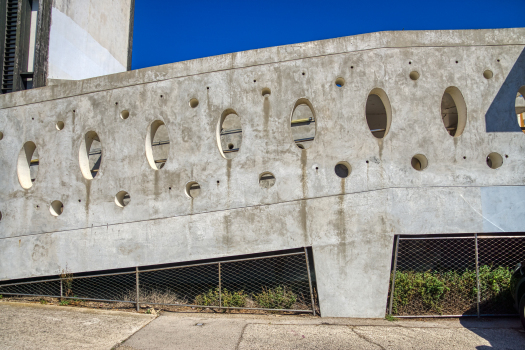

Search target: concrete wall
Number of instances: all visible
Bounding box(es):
[1,28,525,318]
[47,0,133,80]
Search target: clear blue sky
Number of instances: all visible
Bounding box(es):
[131,0,525,70]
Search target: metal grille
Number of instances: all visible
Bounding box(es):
[0,249,317,314]
[388,234,524,317]
[2,0,18,93]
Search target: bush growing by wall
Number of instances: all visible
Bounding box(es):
[194,286,299,309]
[390,265,512,315]
[254,286,298,309]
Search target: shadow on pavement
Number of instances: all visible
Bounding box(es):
[459,317,525,349]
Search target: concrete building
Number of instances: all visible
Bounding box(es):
[1,27,525,318]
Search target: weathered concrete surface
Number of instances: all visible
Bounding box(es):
[120,312,525,350]
[1,28,525,318]
[0,302,155,350]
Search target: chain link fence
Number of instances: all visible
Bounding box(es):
[0,249,318,314]
[387,234,525,317]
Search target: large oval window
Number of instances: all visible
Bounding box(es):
[17,141,39,189]
[516,86,525,133]
[291,99,316,149]
[217,109,242,159]
[145,120,170,170]
[441,86,467,137]
[79,131,102,179]
[365,88,392,139]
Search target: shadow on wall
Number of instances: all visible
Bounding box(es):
[486,48,525,132]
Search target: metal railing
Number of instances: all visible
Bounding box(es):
[0,248,317,315]
[387,234,525,317]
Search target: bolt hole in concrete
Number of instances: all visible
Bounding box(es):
[17,141,39,189]
[185,181,201,198]
[334,162,351,178]
[217,109,242,159]
[335,77,345,87]
[483,70,494,79]
[0,131,3,140]
[411,154,428,171]
[259,172,276,188]
[49,200,64,216]
[365,88,392,139]
[441,86,467,137]
[115,191,131,207]
[486,152,503,169]
[79,131,102,179]
[56,121,65,130]
[120,110,130,119]
[189,98,199,108]
[409,71,420,80]
[146,120,170,170]
[516,86,525,133]
[261,87,271,97]
[0,211,2,221]
[291,98,316,149]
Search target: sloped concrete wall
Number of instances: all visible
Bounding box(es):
[1,28,525,317]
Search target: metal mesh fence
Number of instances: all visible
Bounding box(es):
[388,234,525,317]
[0,250,317,314]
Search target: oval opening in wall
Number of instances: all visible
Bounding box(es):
[486,152,503,169]
[185,181,201,198]
[441,86,467,137]
[334,162,351,178]
[79,131,102,180]
[56,121,65,130]
[17,141,39,189]
[115,191,131,207]
[49,200,64,216]
[145,120,170,170]
[411,154,428,171]
[217,109,242,159]
[516,86,525,133]
[365,88,392,139]
[259,172,276,189]
[290,98,316,149]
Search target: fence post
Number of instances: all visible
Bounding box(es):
[388,235,400,316]
[135,267,140,312]
[60,279,63,300]
[304,247,316,316]
[218,262,222,309]
[475,234,480,318]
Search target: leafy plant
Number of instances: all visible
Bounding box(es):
[194,288,247,307]
[59,299,70,306]
[40,299,47,305]
[254,286,297,309]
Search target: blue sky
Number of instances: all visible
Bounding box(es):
[131,0,525,70]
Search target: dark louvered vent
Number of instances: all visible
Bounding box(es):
[2,0,18,93]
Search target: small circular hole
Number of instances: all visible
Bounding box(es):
[409,61,412,65]
[56,121,65,130]
[185,181,201,198]
[120,110,130,119]
[350,66,354,69]
[315,167,319,170]
[497,59,500,62]
[49,200,64,216]
[189,98,199,108]
[505,154,508,158]
[160,95,163,98]
[483,70,493,79]
[486,152,503,169]
[259,172,276,189]
[207,87,209,90]
[169,187,172,190]
[32,118,34,120]
[411,154,428,171]
[115,102,118,105]
[217,180,220,184]
[409,71,420,81]
[463,156,466,159]
[0,132,4,140]
[115,191,131,207]
[73,110,76,113]
[228,143,234,150]
[36,205,39,208]
[334,162,351,178]
[302,72,305,76]
[261,87,271,97]
[335,77,345,87]
[78,199,81,202]
[455,61,459,64]
[253,80,256,83]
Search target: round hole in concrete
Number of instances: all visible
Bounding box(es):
[189,98,199,108]
[262,87,271,97]
[334,162,351,178]
[115,191,131,207]
[483,70,493,79]
[441,86,467,137]
[365,88,392,139]
[217,109,242,159]
[17,141,39,189]
[56,121,65,130]
[185,181,201,198]
[411,154,428,171]
[49,200,64,216]
[302,72,305,75]
[259,172,276,189]
[228,143,234,150]
[409,71,420,81]
[486,152,503,169]
[335,77,345,87]
[145,120,170,170]
[79,131,102,179]
[0,131,3,140]
[120,110,130,119]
